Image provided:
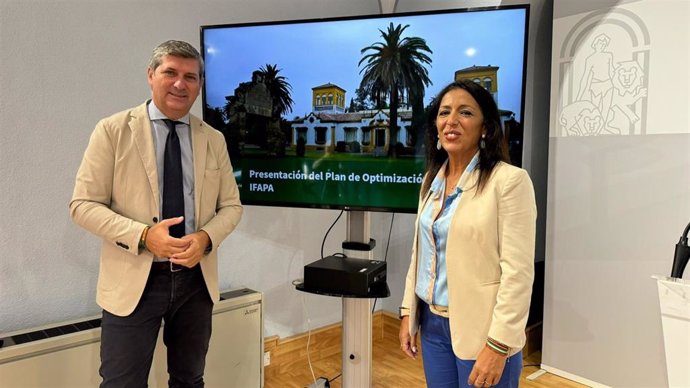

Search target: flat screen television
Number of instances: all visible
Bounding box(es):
[201,5,529,213]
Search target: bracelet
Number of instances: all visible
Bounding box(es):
[138,226,150,250]
[486,337,509,356]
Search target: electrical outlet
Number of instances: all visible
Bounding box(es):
[263,351,270,366]
[306,377,329,388]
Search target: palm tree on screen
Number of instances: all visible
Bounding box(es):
[259,64,294,118]
[257,64,294,156]
[359,23,432,157]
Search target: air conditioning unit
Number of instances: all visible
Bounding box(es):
[0,288,263,388]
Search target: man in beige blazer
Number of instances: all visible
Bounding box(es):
[70,40,242,388]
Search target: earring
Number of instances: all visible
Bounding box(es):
[480,133,486,150]
[436,138,442,150]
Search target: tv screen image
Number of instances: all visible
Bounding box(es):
[201,5,529,213]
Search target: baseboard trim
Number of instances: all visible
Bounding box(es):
[541,364,611,387]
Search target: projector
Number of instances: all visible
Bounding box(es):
[303,255,386,297]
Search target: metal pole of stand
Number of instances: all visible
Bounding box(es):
[341,210,373,388]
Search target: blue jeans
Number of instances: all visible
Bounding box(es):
[420,303,522,388]
[99,265,213,388]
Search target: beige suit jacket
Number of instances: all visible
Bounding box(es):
[70,102,243,316]
[401,162,536,359]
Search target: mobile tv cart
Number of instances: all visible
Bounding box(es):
[296,211,390,388]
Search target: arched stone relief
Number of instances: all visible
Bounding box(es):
[556,8,650,137]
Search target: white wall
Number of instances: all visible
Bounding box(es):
[0,0,552,345]
[0,0,378,337]
[543,0,690,386]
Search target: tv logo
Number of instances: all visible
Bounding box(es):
[249,183,274,192]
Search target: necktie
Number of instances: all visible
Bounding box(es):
[162,119,185,238]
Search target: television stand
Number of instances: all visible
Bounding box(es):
[295,210,389,388]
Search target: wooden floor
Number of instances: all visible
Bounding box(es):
[264,312,588,388]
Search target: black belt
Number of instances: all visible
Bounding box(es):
[150,261,196,272]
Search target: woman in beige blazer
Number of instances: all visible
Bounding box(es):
[399,80,536,388]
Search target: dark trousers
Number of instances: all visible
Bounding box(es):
[99,265,213,388]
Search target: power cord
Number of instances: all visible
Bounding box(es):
[320,209,345,259]
[300,287,338,388]
[383,213,395,263]
[328,373,342,384]
[372,212,395,313]
[327,373,343,387]
[301,294,317,386]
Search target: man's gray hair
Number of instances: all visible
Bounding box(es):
[148,40,204,77]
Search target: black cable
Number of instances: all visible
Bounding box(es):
[383,213,395,263]
[328,373,342,383]
[372,212,395,313]
[321,209,345,259]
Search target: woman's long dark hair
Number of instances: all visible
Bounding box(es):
[421,80,510,197]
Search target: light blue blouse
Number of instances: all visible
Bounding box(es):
[415,153,479,307]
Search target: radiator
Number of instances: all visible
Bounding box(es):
[0,288,263,388]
